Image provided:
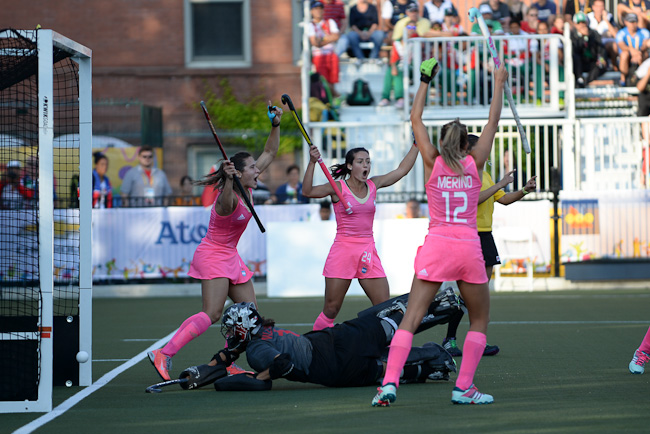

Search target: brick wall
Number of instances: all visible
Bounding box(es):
[0,0,301,191]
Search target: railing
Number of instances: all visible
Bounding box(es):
[404,33,566,119]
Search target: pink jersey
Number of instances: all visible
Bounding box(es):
[204,189,253,248]
[427,156,481,233]
[332,179,377,239]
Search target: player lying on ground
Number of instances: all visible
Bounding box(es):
[177,288,461,391]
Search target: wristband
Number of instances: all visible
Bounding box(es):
[420,73,432,84]
[521,189,529,196]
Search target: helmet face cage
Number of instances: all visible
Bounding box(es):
[221,302,261,349]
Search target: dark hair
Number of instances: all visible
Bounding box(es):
[330,147,369,180]
[194,151,253,190]
[286,164,300,175]
[93,152,107,165]
[180,175,193,187]
[320,200,332,209]
[440,119,468,175]
[139,146,154,155]
[510,18,522,27]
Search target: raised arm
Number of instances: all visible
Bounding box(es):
[302,146,337,200]
[214,161,238,216]
[497,175,537,205]
[411,58,441,178]
[256,103,283,174]
[478,169,514,204]
[372,144,419,189]
[470,66,508,169]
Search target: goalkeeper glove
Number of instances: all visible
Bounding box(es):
[420,58,440,84]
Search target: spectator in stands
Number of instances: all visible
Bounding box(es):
[532,0,557,24]
[378,3,430,108]
[564,0,591,27]
[588,0,619,68]
[551,15,566,33]
[481,0,512,29]
[381,0,417,43]
[308,1,341,86]
[20,156,56,208]
[572,12,608,87]
[617,0,650,31]
[0,161,34,210]
[425,7,465,36]
[120,146,172,206]
[508,0,527,22]
[505,19,530,93]
[422,0,455,27]
[92,152,113,208]
[472,4,505,35]
[531,20,565,101]
[173,175,202,206]
[617,13,650,86]
[274,164,309,204]
[345,0,385,60]
[521,5,540,33]
[319,200,333,220]
[405,198,423,218]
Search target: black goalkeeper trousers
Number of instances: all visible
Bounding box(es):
[303,315,386,388]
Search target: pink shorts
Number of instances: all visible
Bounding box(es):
[323,236,386,280]
[188,238,252,284]
[414,228,487,284]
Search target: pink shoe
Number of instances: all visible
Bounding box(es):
[226,362,255,376]
[148,349,172,381]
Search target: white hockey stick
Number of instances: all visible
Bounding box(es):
[468,8,531,154]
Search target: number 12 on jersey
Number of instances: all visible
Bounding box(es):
[442,191,468,223]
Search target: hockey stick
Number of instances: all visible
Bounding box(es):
[280,94,352,214]
[468,8,531,154]
[200,101,266,233]
[145,378,188,394]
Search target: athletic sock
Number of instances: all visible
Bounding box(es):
[639,326,650,354]
[455,331,487,390]
[313,312,335,331]
[383,329,413,386]
[446,308,463,339]
[163,312,212,357]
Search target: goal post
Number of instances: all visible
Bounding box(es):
[0,28,92,413]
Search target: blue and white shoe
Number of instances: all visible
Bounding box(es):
[371,383,397,407]
[629,348,650,374]
[451,384,494,405]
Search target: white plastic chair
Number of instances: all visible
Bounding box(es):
[492,226,534,291]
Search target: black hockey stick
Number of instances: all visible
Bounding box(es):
[200,101,266,233]
[281,94,352,214]
[145,378,188,394]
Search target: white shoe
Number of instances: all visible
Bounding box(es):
[378,98,390,107]
[371,383,397,407]
[451,384,494,404]
[629,348,650,374]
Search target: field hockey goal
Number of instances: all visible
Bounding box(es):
[0,28,92,413]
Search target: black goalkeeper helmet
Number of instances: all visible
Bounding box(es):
[221,302,263,349]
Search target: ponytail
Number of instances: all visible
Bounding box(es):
[329,147,369,180]
[439,119,468,176]
[194,151,252,190]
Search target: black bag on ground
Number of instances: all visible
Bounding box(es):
[347,79,374,106]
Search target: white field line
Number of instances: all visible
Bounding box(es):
[13,329,177,434]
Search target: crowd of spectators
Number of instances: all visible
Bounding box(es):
[307,0,650,106]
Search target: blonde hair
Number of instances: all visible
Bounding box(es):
[439,119,468,175]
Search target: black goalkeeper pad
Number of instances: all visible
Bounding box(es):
[213,373,272,391]
[179,364,227,390]
[381,342,456,372]
[357,287,461,333]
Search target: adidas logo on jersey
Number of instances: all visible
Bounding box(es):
[418,268,428,277]
[237,214,246,220]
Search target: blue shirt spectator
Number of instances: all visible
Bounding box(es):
[532,0,558,23]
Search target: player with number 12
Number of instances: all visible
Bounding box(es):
[372,58,508,407]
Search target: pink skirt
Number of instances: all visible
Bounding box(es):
[414,227,487,284]
[323,236,386,279]
[188,238,252,284]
